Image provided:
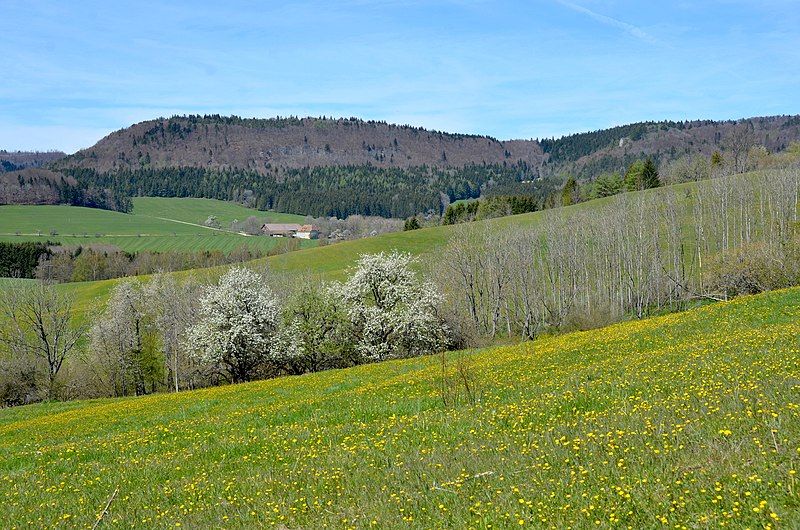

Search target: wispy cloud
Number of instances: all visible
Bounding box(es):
[555,0,658,44]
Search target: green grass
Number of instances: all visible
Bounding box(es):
[0,234,315,254]
[0,199,316,253]
[1,287,798,528]
[131,197,308,226]
[0,204,201,236]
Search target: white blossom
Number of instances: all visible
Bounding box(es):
[332,251,448,361]
[185,267,280,382]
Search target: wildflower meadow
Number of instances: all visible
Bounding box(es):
[1,287,798,528]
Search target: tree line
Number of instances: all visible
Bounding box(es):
[0,242,294,282]
[441,195,540,225]
[0,170,130,212]
[0,252,451,404]
[0,242,53,278]
[60,161,547,219]
[35,244,290,283]
[438,157,661,227]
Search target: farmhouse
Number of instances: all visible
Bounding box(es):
[261,223,320,239]
[261,223,301,237]
[295,224,320,239]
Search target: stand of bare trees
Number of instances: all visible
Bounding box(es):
[436,168,800,340]
[89,276,203,397]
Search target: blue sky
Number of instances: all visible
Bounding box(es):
[1,0,798,153]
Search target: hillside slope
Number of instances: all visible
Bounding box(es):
[0,177,703,318]
[1,287,798,528]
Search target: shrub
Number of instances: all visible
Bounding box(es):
[707,239,800,298]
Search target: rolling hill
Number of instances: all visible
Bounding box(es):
[54,116,544,173]
[1,286,797,528]
[54,114,800,177]
[40,114,800,219]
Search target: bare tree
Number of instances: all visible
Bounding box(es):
[723,124,756,175]
[144,273,199,392]
[0,282,87,399]
[441,225,487,330]
[90,280,163,397]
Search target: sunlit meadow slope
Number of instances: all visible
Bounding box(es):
[1,287,798,528]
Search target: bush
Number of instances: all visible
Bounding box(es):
[707,240,800,298]
[0,362,39,407]
[278,283,358,374]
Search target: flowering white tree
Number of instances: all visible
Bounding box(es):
[332,251,448,361]
[186,267,281,383]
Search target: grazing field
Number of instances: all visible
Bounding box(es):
[0,204,201,236]
[0,233,315,254]
[1,287,798,528]
[131,197,308,226]
[0,199,316,253]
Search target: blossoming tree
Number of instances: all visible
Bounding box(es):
[186,267,282,383]
[332,251,448,361]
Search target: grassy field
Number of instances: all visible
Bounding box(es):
[131,197,308,226]
[1,287,798,528]
[0,198,315,253]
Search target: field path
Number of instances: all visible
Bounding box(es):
[144,215,252,236]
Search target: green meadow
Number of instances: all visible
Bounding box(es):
[0,198,316,253]
[0,287,797,528]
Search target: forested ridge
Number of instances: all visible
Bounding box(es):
[540,115,800,178]
[54,115,544,173]
[23,113,800,217]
